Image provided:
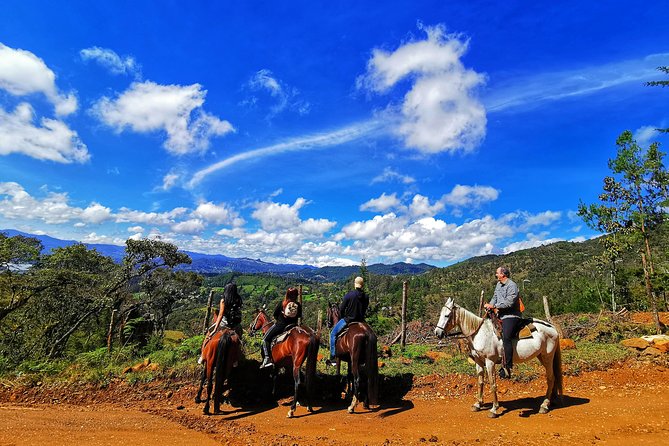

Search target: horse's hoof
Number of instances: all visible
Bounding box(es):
[539,406,549,414]
[194,397,202,404]
[363,403,370,410]
[308,406,314,413]
[347,408,354,414]
[287,410,294,418]
[488,411,498,418]
[203,408,210,415]
[471,405,482,412]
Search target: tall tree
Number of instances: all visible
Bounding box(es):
[0,233,43,322]
[645,66,669,133]
[579,130,669,332]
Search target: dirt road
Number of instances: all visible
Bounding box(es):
[1,360,667,446]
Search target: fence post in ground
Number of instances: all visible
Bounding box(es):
[202,289,215,335]
[107,308,117,355]
[478,290,485,316]
[317,308,322,335]
[298,285,303,325]
[542,295,564,338]
[401,281,408,349]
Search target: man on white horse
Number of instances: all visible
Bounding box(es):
[484,266,522,379]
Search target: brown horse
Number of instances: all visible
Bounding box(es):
[249,308,318,418]
[326,303,379,413]
[195,328,241,415]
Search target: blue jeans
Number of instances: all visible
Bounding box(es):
[330,319,347,358]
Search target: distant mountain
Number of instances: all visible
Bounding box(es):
[0,229,435,277]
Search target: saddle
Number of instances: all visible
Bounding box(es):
[335,321,363,340]
[517,322,537,340]
[270,324,309,347]
[486,310,535,340]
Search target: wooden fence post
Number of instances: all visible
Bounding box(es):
[107,308,117,355]
[542,295,564,338]
[298,285,303,325]
[202,289,215,335]
[478,290,485,316]
[401,281,408,348]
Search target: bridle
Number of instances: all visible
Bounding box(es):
[435,303,455,334]
[248,310,273,335]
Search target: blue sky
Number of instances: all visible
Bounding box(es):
[1,1,668,267]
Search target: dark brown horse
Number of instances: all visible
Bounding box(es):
[249,308,318,418]
[326,303,379,413]
[195,328,241,415]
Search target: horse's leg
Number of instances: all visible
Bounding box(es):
[538,352,555,414]
[287,361,301,418]
[485,359,499,418]
[348,349,361,414]
[194,363,206,403]
[471,362,485,412]
[203,363,214,415]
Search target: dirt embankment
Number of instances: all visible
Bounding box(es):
[1,358,668,446]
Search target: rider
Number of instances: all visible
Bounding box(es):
[326,276,369,366]
[260,287,302,369]
[484,266,521,379]
[198,282,243,364]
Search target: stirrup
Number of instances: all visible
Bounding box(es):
[259,358,273,369]
[499,367,511,379]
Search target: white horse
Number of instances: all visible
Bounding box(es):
[434,297,563,417]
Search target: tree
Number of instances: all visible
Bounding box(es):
[646,66,669,133]
[579,130,669,332]
[0,233,43,322]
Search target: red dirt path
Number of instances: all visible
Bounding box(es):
[1,360,667,446]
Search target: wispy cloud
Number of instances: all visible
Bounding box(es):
[241,69,310,119]
[486,53,669,113]
[187,119,384,187]
[80,46,142,79]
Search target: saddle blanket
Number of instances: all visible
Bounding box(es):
[517,323,537,340]
[271,325,309,347]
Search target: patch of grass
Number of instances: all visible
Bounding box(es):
[562,341,632,375]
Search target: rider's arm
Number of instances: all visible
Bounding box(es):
[211,299,225,332]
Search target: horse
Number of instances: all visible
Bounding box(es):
[326,303,379,413]
[248,308,319,418]
[194,328,241,415]
[434,297,563,417]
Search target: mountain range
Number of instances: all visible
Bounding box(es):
[1,229,435,279]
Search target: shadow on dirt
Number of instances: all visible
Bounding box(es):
[210,358,416,415]
[497,394,590,417]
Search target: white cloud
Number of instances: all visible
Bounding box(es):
[360,193,402,213]
[92,81,234,155]
[409,194,444,218]
[80,47,141,79]
[502,236,563,254]
[371,167,416,184]
[0,181,81,224]
[193,201,243,226]
[188,119,383,187]
[634,125,661,146]
[358,24,487,154]
[485,52,669,113]
[252,198,307,231]
[0,43,77,116]
[82,232,125,245]
[339,212,406,240]
[0,103,90,163]
[243,69,310,119]
[160,172,180,191]
[81,202,113,224]
[523,210,561,228]
[115,207,188,225]
[442,184,499,207]
[172,218,205,234]
[127,225,144,233]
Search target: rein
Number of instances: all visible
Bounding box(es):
[249,311,273,335]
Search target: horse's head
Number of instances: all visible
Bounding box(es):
[326,303,339,329]
[434,297,456,338]
[248,308,268,335]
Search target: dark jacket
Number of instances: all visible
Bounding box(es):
[340,289,369,324]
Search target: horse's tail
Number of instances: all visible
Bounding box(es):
[366,330,379,406]
[213,331,230,406]
[552,337,564,401]
[305,332,319,401]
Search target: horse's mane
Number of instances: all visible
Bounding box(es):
[456,305,484,336]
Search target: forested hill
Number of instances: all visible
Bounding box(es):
[415,225,669,317]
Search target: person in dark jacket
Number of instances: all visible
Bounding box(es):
[260,287,302,369]
[326,276,369,366]
[484,266,521,379]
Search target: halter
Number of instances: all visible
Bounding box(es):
[249,310,273,334]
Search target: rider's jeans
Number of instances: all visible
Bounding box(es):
[330,319,347,358]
